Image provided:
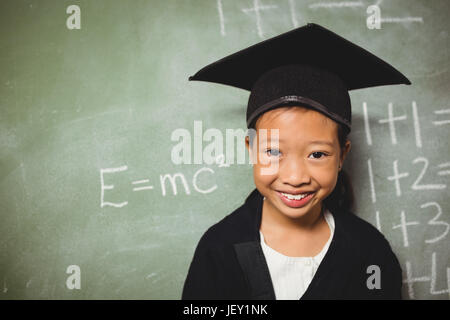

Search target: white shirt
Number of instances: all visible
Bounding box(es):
[259,209,335,300]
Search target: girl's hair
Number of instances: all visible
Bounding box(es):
[323,124,354,214]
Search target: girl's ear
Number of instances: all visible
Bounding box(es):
[245,136,250,151]
[339,140,351,170]
[245,135,258,165]
[245,136,253,163]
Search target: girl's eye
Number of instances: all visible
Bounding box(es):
[266,149,281,157]
[309,151,327,159]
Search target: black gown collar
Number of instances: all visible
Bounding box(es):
[233,188,352,300]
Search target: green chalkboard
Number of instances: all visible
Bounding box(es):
[0,0,449,300]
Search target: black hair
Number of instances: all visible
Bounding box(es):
[323,124,354,214]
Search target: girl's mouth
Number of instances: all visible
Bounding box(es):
[276,191,315,208]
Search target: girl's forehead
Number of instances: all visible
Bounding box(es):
[253,107,340,146]
[256,106,337,132]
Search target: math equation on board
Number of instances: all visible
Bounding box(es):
[362,101,449,300]
[100,165,220,209]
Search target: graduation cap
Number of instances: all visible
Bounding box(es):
[188,23,411,133]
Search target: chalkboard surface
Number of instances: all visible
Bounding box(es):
[0,0,449,299]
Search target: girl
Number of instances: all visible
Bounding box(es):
[182,23,410,300]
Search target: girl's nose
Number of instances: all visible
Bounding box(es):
[279,158,311,187]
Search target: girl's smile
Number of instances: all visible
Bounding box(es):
[276,190,315,208]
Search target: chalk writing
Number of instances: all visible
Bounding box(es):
[392,211,420,247]
[433,108,450,126]
[403,252,449,299]
[368,157,448,199]
[100,165,218,208]
[241,0,279,38]
[364,101,426,147]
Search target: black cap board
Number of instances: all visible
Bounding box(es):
[188,23,411,132]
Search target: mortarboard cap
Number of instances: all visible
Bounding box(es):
[188,23,411,132]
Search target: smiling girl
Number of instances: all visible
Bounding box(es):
[253,106,349,257]
[182,23,410,300]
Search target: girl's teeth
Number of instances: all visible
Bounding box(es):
[281,192,310,200]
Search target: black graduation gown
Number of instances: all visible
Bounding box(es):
[182,188,403,300]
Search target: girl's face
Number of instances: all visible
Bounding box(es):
[246,106,351,221]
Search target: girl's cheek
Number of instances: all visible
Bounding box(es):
[311,163,339,185]
[253,164,278,184]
